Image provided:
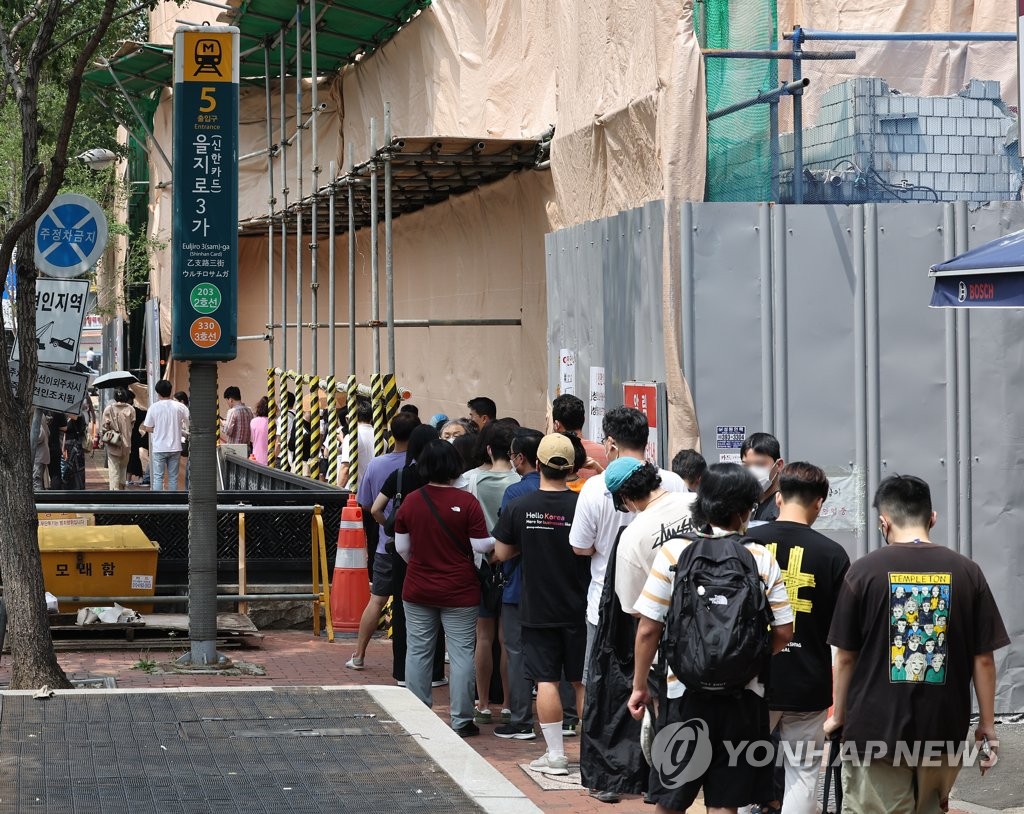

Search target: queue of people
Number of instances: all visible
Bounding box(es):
[344,392,1009,814]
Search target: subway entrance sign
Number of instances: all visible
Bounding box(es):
[171,26,238,361]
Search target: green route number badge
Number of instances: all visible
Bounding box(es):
[190,283,222,314]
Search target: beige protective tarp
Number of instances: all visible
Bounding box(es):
[145,0,704,447]
[777,0,1018,124]
[778,0,1014,34]
[199,170,555,430]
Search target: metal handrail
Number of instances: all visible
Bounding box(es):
[35,503,325,514]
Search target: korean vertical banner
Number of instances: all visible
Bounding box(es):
[171,27,239,361]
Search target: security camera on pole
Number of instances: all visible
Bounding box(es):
[171,25,239,668]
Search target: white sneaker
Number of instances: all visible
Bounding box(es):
[345,655,365,670]
[529,752,569,776]
[432,677,449,687]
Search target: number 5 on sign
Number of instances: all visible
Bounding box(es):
[199,87,216,112]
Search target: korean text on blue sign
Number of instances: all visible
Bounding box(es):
[171,26,239,361]
[34,193,108,279]
[716,425,747,450]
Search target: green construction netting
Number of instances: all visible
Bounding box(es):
[700,0,779,202]
[84,42,172,97]
[224,0,432,76]
[83,0,432,95]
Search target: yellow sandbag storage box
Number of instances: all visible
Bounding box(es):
[38,525,159,611]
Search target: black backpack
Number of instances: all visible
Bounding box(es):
[662,533,773,693]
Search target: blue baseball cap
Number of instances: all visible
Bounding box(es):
[604,457,645,493]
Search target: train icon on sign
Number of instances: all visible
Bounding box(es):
[192,38,223,76]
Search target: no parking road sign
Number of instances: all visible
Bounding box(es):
[34,193,108,279]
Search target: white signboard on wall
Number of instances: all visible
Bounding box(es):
[816,468,866,531]
[559,348,576,395]
[588,366,606,443]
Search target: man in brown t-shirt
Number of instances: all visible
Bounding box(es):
[826,475,1009,813]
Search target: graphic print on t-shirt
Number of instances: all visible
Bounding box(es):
[764,542,815,633]
[888,572,950,685]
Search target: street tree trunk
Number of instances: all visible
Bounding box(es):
[0,0,118,689]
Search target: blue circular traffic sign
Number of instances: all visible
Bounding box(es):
[34,193,108,278]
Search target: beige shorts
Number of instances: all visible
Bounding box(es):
[841,755,962,814]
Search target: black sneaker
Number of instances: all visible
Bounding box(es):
[562,718,578,737]
[454,722,480,738]
[494,723,536,740]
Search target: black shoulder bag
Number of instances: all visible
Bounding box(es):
[420,488,504,612]
[382,468,404,538]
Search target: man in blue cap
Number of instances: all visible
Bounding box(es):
[608,458,696,616]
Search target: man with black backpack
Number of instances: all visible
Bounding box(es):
[628,463,794,814]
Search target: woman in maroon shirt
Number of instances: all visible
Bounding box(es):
[395,440,493,736]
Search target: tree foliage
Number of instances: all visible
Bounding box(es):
[0,0,152,689]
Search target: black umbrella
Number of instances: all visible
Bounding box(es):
[91,370,139,389]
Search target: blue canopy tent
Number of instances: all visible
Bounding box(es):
[929,228,1024,307]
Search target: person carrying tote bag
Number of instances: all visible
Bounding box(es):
[394,439,494,738]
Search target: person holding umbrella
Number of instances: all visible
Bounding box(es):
[100,388,135,490]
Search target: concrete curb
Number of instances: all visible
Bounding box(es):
[360,684,543,814]
[950,802,1024,814]
[1,683,543,813]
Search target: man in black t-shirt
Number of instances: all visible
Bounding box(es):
[746,462,850,814]
[826,475,1008,812]
[493,434,588,777]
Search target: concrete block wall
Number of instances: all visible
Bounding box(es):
[778,78,1020,204]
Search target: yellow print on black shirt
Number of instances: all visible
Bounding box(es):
[764,543,814,633]
[889,572,950,685]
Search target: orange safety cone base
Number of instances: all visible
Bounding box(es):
[331,495,372,632]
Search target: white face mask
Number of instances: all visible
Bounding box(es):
[748,464,773,492]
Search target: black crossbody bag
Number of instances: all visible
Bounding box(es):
[420,489,504,612]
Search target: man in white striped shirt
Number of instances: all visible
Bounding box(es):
[628,464,793,814]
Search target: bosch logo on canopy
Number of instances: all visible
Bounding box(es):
[966,282,991,303]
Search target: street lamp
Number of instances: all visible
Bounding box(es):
[76,148,118,170]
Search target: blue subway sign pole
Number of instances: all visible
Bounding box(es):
[172,26,239,669]
[172,26,239,362]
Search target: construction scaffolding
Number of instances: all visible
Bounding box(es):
[84,0,547,486]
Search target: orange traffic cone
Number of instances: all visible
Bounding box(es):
[331,495,371,632]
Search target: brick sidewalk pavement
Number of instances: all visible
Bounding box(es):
[26,453,975,812]
[1,632,651,813]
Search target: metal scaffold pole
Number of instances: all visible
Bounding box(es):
[278,29,289,366]
[263,42,276,370]
[309,0,320,377]
[384,101,395,376]
[369,116,380,372]
[295,6,305,375]
[347,143,356,376]
[328,160,336,380]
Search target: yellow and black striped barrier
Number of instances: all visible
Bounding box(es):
[308,375,321,481]
[264,369,407,489]
[382,373,400,435]
[267,367,278,465]
[370,373,387,458]
[346,374,359,492]
[325,376,339,486]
